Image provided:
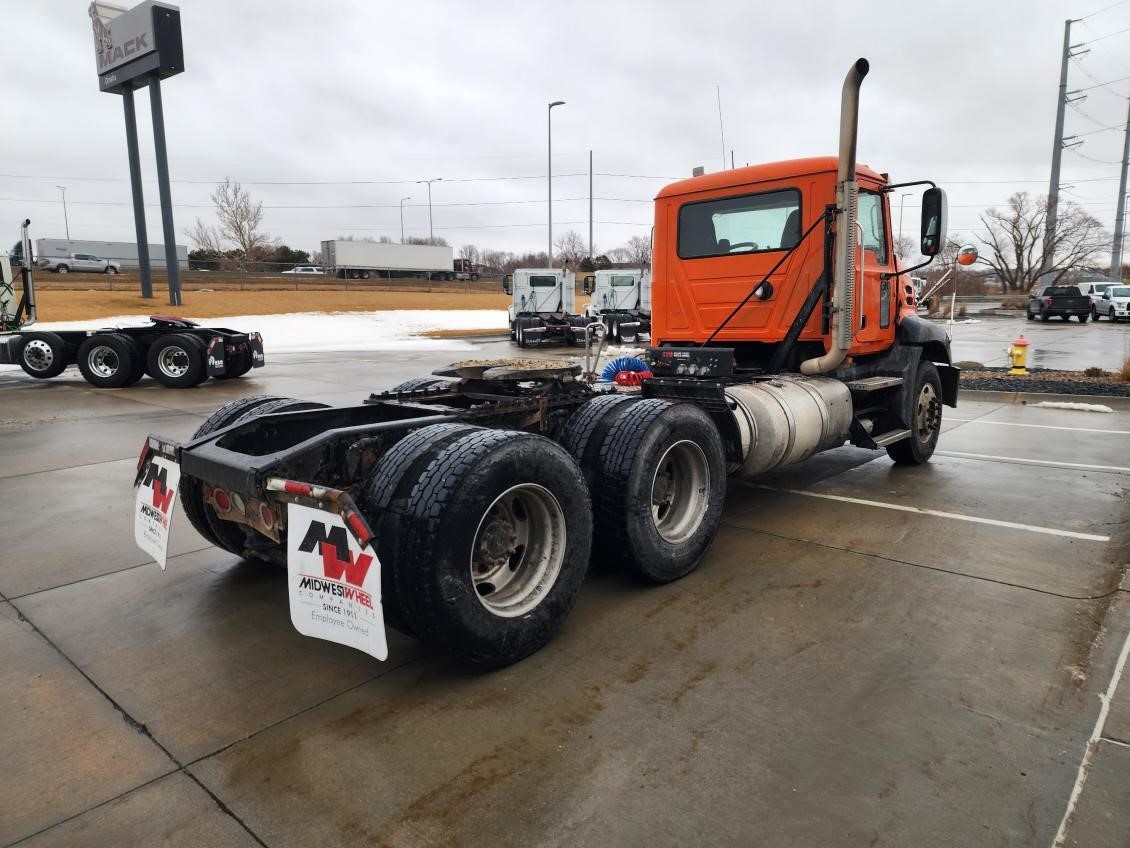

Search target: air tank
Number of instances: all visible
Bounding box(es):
[725,377,853,477]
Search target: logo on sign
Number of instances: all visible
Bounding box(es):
[140,460,174,523]
[297,521,374,587]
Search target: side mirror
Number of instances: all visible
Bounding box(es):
[920,187,947,257]
[502,274,512,295]
[583,275,594,295]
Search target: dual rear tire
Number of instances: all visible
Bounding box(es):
[361,426,593,667]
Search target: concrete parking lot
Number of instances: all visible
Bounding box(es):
[2,341,1129,847]
[948,307,1130,371]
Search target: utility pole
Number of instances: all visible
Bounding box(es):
[56,186,70,240]
[588,149,593,260]
[1044,19,1085,277]
[716,86,726,170]
[547,100,565,265]
[1112,96,1130,279]
[399,196,411,244]
[416,178,441,243]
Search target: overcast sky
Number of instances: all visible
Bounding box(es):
[6,0,1130,259]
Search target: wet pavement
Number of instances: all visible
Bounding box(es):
[2,342,1129,847]
[946,307,1130,371]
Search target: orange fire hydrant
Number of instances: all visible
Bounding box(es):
[1008,334,1030,375]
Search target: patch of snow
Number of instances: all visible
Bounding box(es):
[27,309,509,355]
[1032,401,1114,414]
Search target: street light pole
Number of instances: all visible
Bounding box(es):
[56,186,70,240]
[415,178,442,243]
[399,196,411,244]
[898,192,912,252]
[547,100,565,266]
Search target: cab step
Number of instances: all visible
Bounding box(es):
[870,428,912,447]
[846,376,904,392]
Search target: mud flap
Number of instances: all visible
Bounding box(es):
[249,332,265,368]
[205,336,226,377]
[134,454,181,569]
[285,502,387,661]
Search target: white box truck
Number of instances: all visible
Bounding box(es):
[321,241,455,280]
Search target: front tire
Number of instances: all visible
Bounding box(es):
[591,400,726,582]
[105,266,118,275]
[56,265,69,274]
[390,429,592,667]
[1092,305,1100,321]
[15,331,67,378]
[886,361,943,466]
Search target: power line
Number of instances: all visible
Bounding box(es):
[1079,0,1130,21]
[0,195,654,210]
[1075,23,1130,43]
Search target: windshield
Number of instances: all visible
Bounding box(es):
[678,189,801,258]
[610,275,636,287]
[1110,287,1130,297]
[529,275,557,288]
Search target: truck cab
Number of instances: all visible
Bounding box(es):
[651,157,941,371]
[582,268,652,343]
[506,268,579,348]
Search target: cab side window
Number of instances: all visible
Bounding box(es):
[859,192,888,265]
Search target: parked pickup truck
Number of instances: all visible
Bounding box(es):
[39,253,121,274]
[1092,285,1130,322]
[1027,285,1090,323]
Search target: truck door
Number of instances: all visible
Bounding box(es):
[852,190,896,352]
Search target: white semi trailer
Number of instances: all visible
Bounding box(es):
[321,240,455,280]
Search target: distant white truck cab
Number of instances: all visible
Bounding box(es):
[582,268,651,344]
[502,268,580,347]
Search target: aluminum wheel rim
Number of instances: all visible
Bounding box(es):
[650,440,709,544]
[915,382,942,444]
[158,345,190,378]
[470,483,566,618]
[87,345,120,378]
[23,340,54,371]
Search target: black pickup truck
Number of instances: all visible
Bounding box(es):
[1027,285,1091,322]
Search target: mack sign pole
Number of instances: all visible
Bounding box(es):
[89,1,185,305]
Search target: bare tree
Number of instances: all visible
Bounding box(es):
[553,230,587,266]
[212,178,275,258]
[405,235,450,247]
[459,244,479,264]
[977,192,1108,291]
[624,234,652,268]
[184,217,223,256]
[607,246,631,264]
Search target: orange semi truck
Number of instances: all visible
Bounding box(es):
[134,58,954,667]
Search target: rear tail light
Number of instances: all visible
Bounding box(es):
[1047,296,1053,306]
[213,488,232,512]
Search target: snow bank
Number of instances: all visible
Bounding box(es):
[26,309,510,354]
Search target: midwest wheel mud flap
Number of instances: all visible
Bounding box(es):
[133,435,387,661]
[265,477,387,661]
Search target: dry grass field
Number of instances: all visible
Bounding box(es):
[35,289,513,323]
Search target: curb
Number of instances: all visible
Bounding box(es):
[961,389,1130,409]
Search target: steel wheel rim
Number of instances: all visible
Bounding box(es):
[650,440,710,544]
[470,483,566,618]
[87,345,120,378]
[158,345,190,378]
[23,340,54,371]
[916,382,941,444]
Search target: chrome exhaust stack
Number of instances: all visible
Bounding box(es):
[801,57,869,376]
